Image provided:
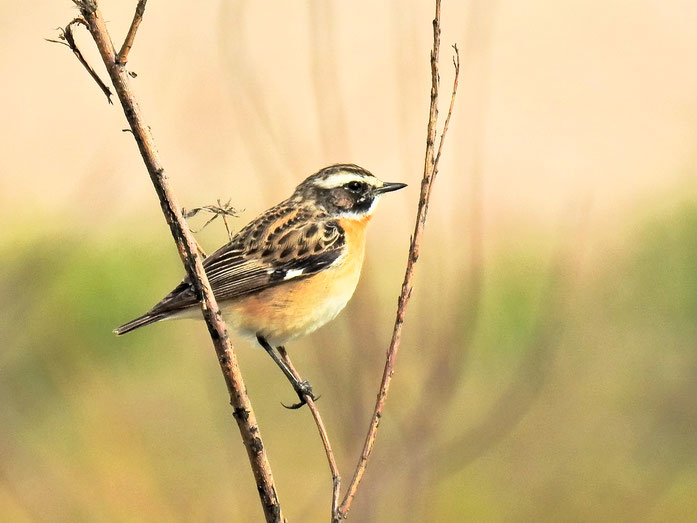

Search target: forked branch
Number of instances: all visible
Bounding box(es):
[61,1,284,521]
[57,0,457,520]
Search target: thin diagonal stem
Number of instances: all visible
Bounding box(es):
[277,347,341,520]
[67,2,284,521]
[337,0,459,518]
[47,18,113,103]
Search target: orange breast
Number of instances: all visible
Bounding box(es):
[222,216,370,346]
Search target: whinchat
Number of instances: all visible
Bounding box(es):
[115,164,406,406]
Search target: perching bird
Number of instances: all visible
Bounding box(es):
[115,164,406,407]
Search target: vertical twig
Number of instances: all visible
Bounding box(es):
[64,2,284,521]
[336,0,459,518]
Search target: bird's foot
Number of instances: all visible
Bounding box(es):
[282,380,320,410]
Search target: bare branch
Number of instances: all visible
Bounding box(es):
[116,0,147,64]
[336,0,459,518]
[64,1,284,521]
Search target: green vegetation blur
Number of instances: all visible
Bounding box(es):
[2,201,696,521]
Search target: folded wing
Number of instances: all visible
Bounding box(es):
[149,214,345,316]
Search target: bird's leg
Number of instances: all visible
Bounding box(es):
[256,334,318,409]
[277,346,322,409]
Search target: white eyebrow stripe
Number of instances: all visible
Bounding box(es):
[313,172,381,189]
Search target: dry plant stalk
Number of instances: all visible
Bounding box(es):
[277,347,341,518]
[335,0,460,518]
[62,1,284,521]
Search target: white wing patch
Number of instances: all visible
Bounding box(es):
[283,268,305,281]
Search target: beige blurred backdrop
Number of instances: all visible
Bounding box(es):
[2,0,697,521]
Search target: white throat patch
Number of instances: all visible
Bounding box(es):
[336,195,380,219]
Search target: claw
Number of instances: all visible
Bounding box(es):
[281,399,307,410]
[281,381,320,410]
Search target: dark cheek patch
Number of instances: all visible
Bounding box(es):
[331,193,354,210]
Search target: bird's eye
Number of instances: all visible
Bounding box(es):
[345,181,364,192]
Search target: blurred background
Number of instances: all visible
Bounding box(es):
[2,0,697,521]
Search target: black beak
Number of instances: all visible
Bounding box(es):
[376,182,407,194]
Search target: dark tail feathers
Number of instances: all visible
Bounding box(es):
[114,312,167,335]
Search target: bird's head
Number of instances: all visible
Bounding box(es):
[294,164,407,219]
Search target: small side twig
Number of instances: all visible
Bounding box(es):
[277,347,341,520]
[434,45,459,168]
[336,0,459,518]
[116,0,147,64]
[183,199,239,241]
[46,18,113,103]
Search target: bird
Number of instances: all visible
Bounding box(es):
[114,163,407,407]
